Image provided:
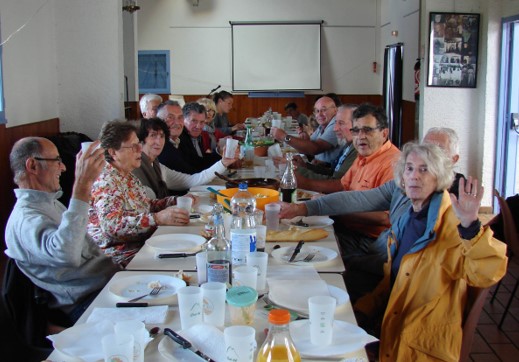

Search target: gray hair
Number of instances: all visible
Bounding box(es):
[99,120,138,162]
[9,137,44,185]
[423,127,459,157]
[182,102,206,119]
[139,93,162,114]
[196,98,217,114]
[394,142,454,192]
[156,100,181,120]
[337,103,358,113]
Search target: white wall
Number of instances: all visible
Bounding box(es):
[1,0,58,127]
[54,0,125,139]
[136,0,383,95]
[420,0,502,206]
[1,0,125,140]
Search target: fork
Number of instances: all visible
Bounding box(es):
[128,286,162,302]
[301,252,316,262]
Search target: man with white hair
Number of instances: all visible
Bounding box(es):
[422,127,465,197]
[139,93,163,119]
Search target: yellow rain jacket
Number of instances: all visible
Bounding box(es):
[356,190,508,361]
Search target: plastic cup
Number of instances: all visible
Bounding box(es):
[272,119,283,129]
[226,286,258,326]
[254,166,266,178]
[196,251,207,285]
[247,251,268,291]
[233,265,257,289]
[308,295,336,346]
[225,138,239,158]
[176,196,193,213]
[265,203,281,231]
[177,286,203,329]
[253,209,264,226]
[255,225,267,252]
[201,282,226,327]
[114,320,146,362]
[81,142,93,153]
[102,333,134,362]
[224,326,256,362]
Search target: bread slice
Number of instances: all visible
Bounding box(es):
[266,227,328,242]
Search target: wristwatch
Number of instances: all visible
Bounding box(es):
[284,135,292,143]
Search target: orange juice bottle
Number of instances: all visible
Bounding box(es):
[257,309,301,362]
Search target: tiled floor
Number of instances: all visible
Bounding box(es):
[470,256,519,361]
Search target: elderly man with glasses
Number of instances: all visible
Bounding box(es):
[5,137,120,325]
[271,96,343,165]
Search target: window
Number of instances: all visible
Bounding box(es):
[138,50,170,94]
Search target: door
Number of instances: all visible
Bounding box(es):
[496,17,519,199]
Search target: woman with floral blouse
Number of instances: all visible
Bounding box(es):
[88,120,192,266]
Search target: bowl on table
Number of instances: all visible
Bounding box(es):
[217,187,280,211]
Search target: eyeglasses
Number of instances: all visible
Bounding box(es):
[313,106,336,115]
[34,156,63,164]
[350,126,382,135]
[120,143,142,152]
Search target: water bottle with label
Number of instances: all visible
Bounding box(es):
[206,203,231,285]
[230,183,257,266]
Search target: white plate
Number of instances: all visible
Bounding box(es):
[145,233,206,252]
[281,216,334,228]
[269,284,349,314]
[289,319,377,357]
[271,245,338,265]
[296,188,319,201]
[108,274,186,303]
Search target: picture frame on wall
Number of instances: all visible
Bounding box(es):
[427,12,480,88]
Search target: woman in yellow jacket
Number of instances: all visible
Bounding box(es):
[355,142,507,362]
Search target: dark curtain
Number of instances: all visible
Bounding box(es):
[383,43,404,148]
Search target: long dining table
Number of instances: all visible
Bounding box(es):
[46,158,372,361]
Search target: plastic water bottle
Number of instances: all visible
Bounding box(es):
[206,204,231,286]
[230,183,257,266]
[280,152,297,203]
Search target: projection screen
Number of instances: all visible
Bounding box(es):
[231,21,322,92]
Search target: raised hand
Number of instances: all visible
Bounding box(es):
[449,176,483,228]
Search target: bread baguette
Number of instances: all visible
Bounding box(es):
[266,227,328,242]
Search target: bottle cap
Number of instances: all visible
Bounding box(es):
[268,309,291,324]
[238,182,248,190]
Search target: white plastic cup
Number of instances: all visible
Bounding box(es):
[254,166,266,178]
[233,265,258,289]
[247,251,268,291]
[177,286,203,330]
[196,251,207,285]
[265,203,281,231]
[176,196,193,213]
[255,225,267,251]
[224,326,256,362]
[225,138,239,158]
[81,141,93,153]
[201,282,226,327]
[114,320,146,362]
[271,119,283,129]
[223,213,232,240]
[102,333,134,362]
[308,295,336,346]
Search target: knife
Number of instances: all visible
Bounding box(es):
[116,302,148,308]
[164,328,217,362]
[289,240,305,262]
[157,252,198,259]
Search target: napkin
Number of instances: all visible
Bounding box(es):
[267,265,330,313]
[86,305,168,324]
[180,323,226,361]
[268,143,283,158]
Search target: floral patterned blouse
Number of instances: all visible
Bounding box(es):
[88,162,175,265]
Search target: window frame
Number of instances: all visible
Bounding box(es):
[137,50,170,94]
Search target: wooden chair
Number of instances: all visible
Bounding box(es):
[489,189,519,329]
[0,258,58,361]
[459,286,490,362]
